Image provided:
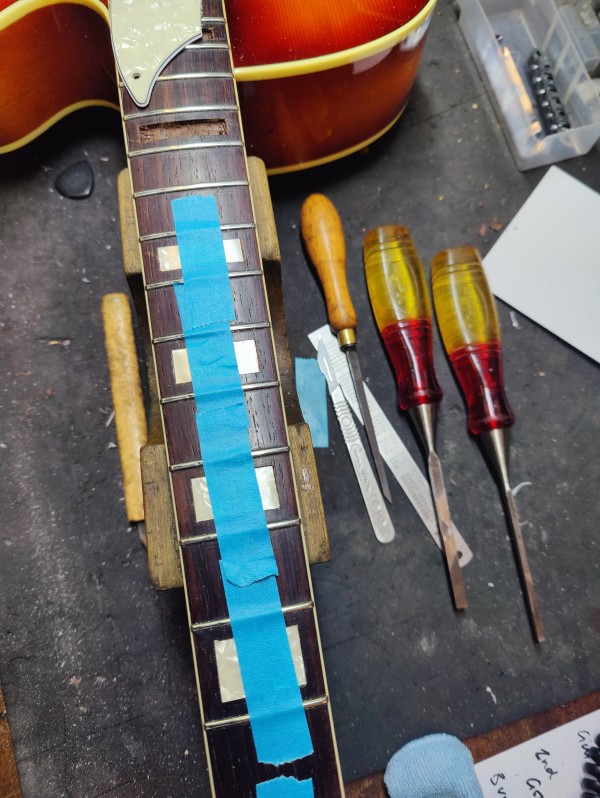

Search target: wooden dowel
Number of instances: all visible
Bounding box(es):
[102,293,147,522]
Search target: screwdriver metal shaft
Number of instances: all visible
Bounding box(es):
[301,194,392,503]
[364,225,467,610]
[431,246,544,643]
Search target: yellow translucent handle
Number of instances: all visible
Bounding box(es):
[431,246,500,354]
[363,225,432,329]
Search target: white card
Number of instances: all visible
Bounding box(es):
[484,166,600,363]
[475,707,600,797]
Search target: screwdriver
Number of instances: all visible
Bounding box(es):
[363,225,468,610]
[431,245,544,643]
[301,194,392,503]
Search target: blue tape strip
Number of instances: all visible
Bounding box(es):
[295,357,329,448]
[172,195,314,772]
[257,776,315,798]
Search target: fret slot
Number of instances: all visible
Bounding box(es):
[171,450,296,541]
[205,704,344,797]
[158,47,231,79]
[178,517,300,544]
[138,118,228,144]
[181,523,310,625]
[146,274,269,338]
[192,601,314,631]
[123,72,237,124]
[134,183,254,240]
[155,328,277,397]
[161,389,287,464]
[160,380,280,404]
[192,607,325,723]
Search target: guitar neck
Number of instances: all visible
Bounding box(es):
[117,2,344,794]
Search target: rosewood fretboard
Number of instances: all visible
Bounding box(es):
[116,2,344,795]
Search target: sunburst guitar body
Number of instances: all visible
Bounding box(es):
[0,0,435,172]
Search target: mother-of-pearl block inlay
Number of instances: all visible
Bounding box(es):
[215,625,306,703]
[158,238,243,273]
[172,339,260,383]
[191,465,280,523]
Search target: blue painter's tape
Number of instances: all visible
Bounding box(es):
[295,357,329,448]
[171,194,313,769]
[221,568,314,763]
[257,775,315,797]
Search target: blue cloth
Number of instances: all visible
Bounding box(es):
[295,357,328,448]
[384,734,484,798]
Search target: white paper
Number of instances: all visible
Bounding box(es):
[475,708,600,797]
[484,166,600,363]
[308,326,473,565]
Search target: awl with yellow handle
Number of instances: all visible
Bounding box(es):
[301,194,392,503]
[431,246,544,643]
[363,225,468,610]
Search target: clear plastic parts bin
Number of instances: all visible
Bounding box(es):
[458,0,600,169]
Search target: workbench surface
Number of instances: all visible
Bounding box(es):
[1,1,599,794]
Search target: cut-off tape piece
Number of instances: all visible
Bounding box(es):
[257,776,315,797]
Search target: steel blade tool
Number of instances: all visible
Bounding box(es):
[301,194,392,503]
[431,246,544,643]
[363,225,468,610]
[317,341,395,543]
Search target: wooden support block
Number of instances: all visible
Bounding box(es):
[0,689,23,798]
[101,293,147,522]
[288,424,330,564]
[141,444,182,590]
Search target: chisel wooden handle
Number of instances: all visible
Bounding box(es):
[301,193,357,344]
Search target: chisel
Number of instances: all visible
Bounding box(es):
[363,225,467,610]
[301,194,392,503]
[431,245,544,643]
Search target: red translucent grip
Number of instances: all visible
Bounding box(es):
[449,343,515,435]
[382,319,443,411]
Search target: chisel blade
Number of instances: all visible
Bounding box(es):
[504,489,545,643]
[345,347,392,503]
[428,451,468,610]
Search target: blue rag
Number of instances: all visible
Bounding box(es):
[384,734,484,798]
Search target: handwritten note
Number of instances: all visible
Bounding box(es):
[475,708,599,797]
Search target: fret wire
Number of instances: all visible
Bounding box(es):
[118,73,232,89]
[123,104,238,121]
[133,180,249,198]
[170,446,291,472]
[191,600,314,631]
[152,321,271,345]
[179,518,301,546]
[185,43,230,50]
[160,380,280,404]
[201,16,225,22]
[128,141,244,158]
[139,222,255,243]
[158,71,232,82]
[204,697,329,730]
[145,270,262,291]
